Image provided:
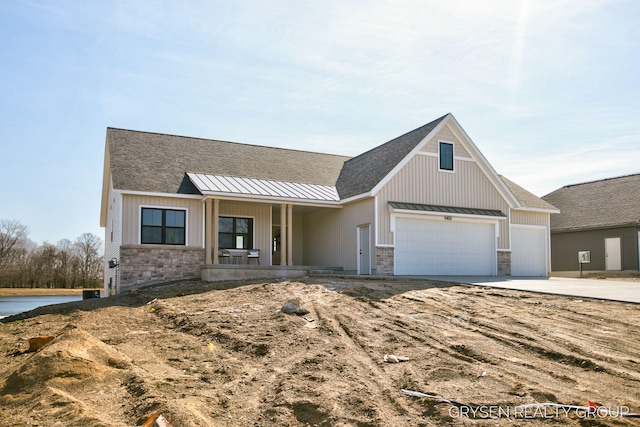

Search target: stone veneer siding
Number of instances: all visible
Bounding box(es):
[376,247,395,275]
[119,245,204,288]
[498,251,511,276]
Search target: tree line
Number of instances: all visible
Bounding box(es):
[0,219,103,288]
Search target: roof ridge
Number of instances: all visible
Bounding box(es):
[106,127,352,160]
[562,172,640,189]
[343,113,449,164]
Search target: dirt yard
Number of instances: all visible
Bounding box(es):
[1,278,639,426]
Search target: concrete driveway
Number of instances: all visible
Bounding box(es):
[425,276,640,304]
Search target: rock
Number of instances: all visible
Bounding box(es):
[383,354,410,363]
[27,336,56,353]
[281,301,310,316]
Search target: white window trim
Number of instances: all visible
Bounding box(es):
[438,140,455,173]
[139,205,189,246]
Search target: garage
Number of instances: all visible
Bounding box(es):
[394,216,497,275]
[511,226,547,276]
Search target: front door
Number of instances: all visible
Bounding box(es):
[605,237,622,271]
[272,226,281,266]
[358,225,371,275]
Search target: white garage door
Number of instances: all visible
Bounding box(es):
[395,217,496,275]
[511,227,546,276]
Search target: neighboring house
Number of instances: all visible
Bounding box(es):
[542,173,640,275]
[100,113,558,294]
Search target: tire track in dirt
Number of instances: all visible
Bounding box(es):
[3,279,638,426]
[311,300,414,424]
[352,285,639,418]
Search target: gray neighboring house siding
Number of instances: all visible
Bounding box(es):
[542,173,640,273]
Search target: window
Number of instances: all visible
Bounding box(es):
[439,142,454,171]
[219,216,253,249]
[141,208,186,245]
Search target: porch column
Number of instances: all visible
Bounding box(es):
[287,204,293,266]
[280,203,286,266]
[213,198,219,264]
[205,198,212,264]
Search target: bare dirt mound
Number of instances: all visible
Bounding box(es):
[1,278,639,426]
[0,324,133,426]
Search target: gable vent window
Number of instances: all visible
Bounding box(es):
[439,142,454,171]
[141,208,186,245]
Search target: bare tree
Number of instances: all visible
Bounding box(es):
[56,239,74,288]
[37,243,58,288]
[0,220,29,274]
[0,222,104,289]
[74,233,103,287]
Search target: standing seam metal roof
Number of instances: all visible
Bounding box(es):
[187,173,340,202]
[389,201,507,217]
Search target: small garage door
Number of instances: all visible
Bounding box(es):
[395,217,496,275]
[511,227,546,276]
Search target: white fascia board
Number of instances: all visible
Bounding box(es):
[118,190,203,199]
[511,223,547,230]
[445,115,521,209]
[201,193,342,208]
[100,173,112,228]
[100,141,112,227]
[512,207,560,214]
[339,192,373,205]
[369,114,452,196]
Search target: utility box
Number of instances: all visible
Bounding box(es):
[82,290,101,299]
[578,251,591,264]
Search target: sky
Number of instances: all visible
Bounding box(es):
[1,0,639,247]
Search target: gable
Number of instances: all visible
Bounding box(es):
[381,154,509,210]
[419,124,471,158]
[368,115,520,208]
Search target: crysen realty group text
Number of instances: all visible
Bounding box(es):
[449,405,632,419]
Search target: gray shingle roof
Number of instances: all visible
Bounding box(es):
[542,173,640,232]
[500,176,558,211]
[107,128,351,194]
[106,116,553,214]
[335,115,448,199]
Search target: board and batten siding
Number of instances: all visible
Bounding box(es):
[420,124,472,158]
[103,179,123,293]
[121,195,204,246]
[511,210,549,227]
[303,199,374,271]
[377,155,511,249]
[219,201,275,264]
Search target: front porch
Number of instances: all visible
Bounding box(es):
[200,264,344,282]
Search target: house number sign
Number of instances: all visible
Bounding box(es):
[444,216,453,221]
